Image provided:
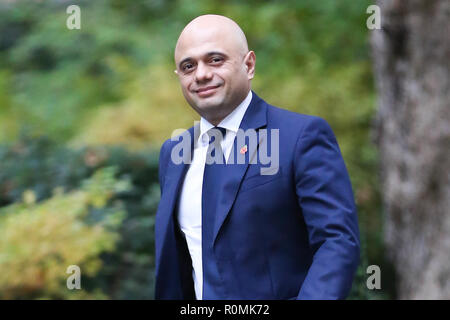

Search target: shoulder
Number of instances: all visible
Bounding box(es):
[264,102,334,140]
[159,126,195,154]
[158,126,195,170]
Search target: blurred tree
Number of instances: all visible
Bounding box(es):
[371,0,450,299]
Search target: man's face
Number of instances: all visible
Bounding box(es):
[174,25,254,123]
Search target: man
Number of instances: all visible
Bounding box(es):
[155,14,360,300]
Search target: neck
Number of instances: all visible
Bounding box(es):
[203,89,251,126]
[201,104,235,126]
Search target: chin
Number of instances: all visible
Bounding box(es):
[194,96,224,111]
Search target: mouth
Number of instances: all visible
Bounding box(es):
[195,85,220,98]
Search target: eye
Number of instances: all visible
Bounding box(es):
[182,62,195,72]
[210,56,224,64]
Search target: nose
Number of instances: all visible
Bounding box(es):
[194,62,213,83]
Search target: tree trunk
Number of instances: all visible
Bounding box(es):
[371,0,450,299]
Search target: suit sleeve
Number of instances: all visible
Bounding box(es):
[294,117,360,299]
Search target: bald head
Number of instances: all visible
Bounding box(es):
[173,14,256,126]
[175,15,249,62]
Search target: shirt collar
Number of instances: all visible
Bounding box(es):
[199,90,252,144]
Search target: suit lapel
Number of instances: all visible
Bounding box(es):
[212,92,268,246]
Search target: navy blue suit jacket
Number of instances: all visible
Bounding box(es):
[154,91,360,299]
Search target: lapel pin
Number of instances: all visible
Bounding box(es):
[240,144,248,155]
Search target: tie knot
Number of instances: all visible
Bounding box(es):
[206,127,226,144]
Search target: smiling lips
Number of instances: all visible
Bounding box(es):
[195,85,220,97]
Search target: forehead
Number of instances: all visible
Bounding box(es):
[175,26,238,63]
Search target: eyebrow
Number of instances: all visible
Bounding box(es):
[178,51,228,70]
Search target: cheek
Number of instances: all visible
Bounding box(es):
[223,66,245,85]
[215,71,232,88]
[180,79,193,93]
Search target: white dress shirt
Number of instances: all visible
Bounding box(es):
[177,90,253,300]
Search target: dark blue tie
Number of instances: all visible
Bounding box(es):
[202,126,226,299]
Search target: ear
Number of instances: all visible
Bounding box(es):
[244,51,256,80]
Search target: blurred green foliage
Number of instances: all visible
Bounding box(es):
[0,166,126,299]
[0,0,391,299]
[0,136,161,299]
